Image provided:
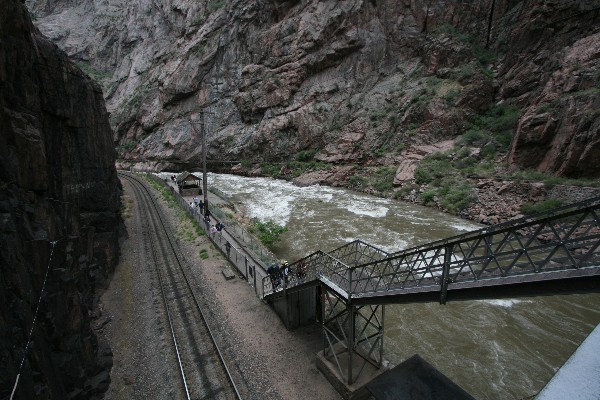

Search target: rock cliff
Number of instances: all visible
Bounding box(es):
[0,0,120,398]
[26,0,600,180]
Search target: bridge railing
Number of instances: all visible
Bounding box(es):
[345,196,600,301]
[326,240,390,267]
[261,250,351,297]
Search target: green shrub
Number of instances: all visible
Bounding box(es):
[250,220,288,250]
[260,163,280,177]
[414,156,453,184]
[459,129,489,146]
[437,182,475,212]
[348,175,368,188]
[521,199,563,215]
[480,143,497,159]
[419,180,475,212]
[207,0,226,12]
[199,249,209,259]
[296,149,318,162]
[420,190,436,205]
[372,166,396,192]
[459,104,520,152]
[374,146,388,157]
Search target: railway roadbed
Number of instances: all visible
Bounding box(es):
[97,173,341,400]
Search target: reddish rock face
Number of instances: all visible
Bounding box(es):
[0,0,120,397]
[507,30,600,178]
[28,0,599,179]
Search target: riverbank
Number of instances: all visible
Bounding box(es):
[256,165,600,225]
[119,159,600,226]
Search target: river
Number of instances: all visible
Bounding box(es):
[178,172,599,399]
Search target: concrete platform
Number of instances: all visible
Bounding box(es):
[316,345,387,400]
[361,354,475,400]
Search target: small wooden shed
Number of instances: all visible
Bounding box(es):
[176,171,202,196]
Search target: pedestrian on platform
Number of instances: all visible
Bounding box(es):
[282,260,290,288]
[225,241,231,258]
[193,196,199,208]
[210,224,218,238]
[215,222,225,236]
[203,214,211,231]
[267,263,281,290]
[297,259,307,284]
[198,199,204,215]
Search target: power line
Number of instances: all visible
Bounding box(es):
[10,240,59,400]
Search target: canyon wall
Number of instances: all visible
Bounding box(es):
[26,0,600,179]
[0,0,120,398]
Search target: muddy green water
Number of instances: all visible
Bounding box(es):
[202,173,599,399]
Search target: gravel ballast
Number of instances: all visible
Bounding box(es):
[97,178,342,399]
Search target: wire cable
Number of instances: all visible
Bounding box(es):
[10,240,58,400]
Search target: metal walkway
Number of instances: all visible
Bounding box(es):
[262,196,600,386]
[264,196,600,302]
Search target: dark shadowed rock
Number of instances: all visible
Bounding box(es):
[0,0,120,398]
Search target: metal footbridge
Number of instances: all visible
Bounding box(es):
[262,196,600,387]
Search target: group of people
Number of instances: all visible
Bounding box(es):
[267,259,308,290]
[188,195,204,215]
[209,222,225,238]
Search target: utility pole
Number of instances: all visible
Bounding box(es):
[201,119,208,217]
[191,109,215,217]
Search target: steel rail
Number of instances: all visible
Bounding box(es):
[119,172,242,399]
[124,174,192,399]
[147,208,192,399]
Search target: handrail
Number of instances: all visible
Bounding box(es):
[347,196,600,301]
[262,196,600,303]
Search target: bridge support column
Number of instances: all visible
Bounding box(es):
[440,244,453,304]
[318,284,386,398]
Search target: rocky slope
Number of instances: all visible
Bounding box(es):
[26,0,600,181]
[0,0,120,398]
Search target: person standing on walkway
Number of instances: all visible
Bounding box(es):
[225,241,231,258]
[216,222,225,236]
[198,199,204,215]
[267,263,281,290]
[210,224,218,238]
[297,259,307,284]
[282,260,290,288]
[203,214,211,231]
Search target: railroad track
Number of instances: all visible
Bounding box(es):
[119,172,242,400]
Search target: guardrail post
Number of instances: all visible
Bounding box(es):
[440,245,453,305]
[347,266,352,296]
[348,303,355,384]
[253,263,257,294]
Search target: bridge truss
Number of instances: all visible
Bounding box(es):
[263,196,600,385]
